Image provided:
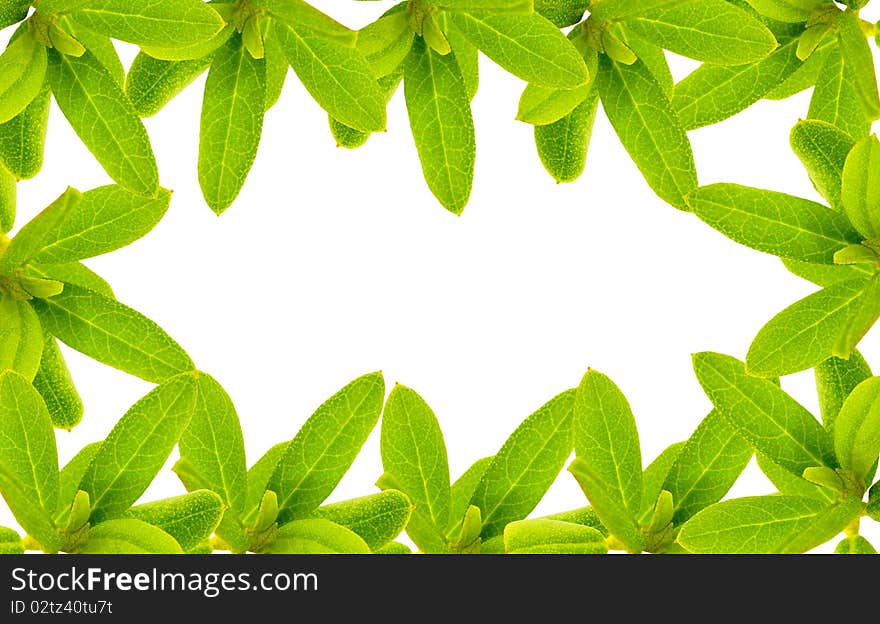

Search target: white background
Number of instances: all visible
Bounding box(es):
[3,2,880,552]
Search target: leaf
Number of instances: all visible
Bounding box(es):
[380,383,451,543]
[68,0,226,49]
[439,14,479,100]
[358,10,414,78]
[504,518,607,554]
[677,495,862,554]
[569,458,646,552]
[264,0,357,47]
[78,519,183,554]
[140,23,234,62]
[693,352,836,476]
[33,334,83,430]
[842,135,880,240]
[623,1,778,66]
[663,410,753,524]
[0,85,51,180]
[673,37,802,130]
[275,20,386,133]
[640,442,685,518]
[742,0,823,23]
[471,389,575,539]
[623,32,673,97]
[0,31,48,125]
[47,51,158,197]
[0,187,81,273]
[0,526,22,554]
[32,283,194,383]
[448,11,588,88]
[833,377,880,483]
[78,372,199,523]
[590,0,679,21]
[835,12,880,122]
[263,519,370,554]
[375,541,411,555]
[243,442,288,521]
[756,452,835,502]
[764,41,831,100]
[0,370,59,519]
[316,490,412,551]
[597,54,697,210]
[437,0,533,12]
[448,456,493,532]
[809,42,872,141]
[816,352,872,432]
[126,490,224,552]
[62,20,124,86]
[835,535,877,554]
[573,370,642,515]
[30,186,171,265]
[747,277,873,377]
[535,93,599,183]
[534,0,588,27]
[198,34,266,215]
[782,257,872,288]
[270,372,385,524]
[542,506,607,534]
[790,119,855,211]
[0,1,28,29]
[125,53,212,118]
[28,261,114,298]
[0,463,61,552]
[686,183,861,263]
[833,274,880,359]
[262,22,288,111]
[176,373,247,523]
[56,442,102,519]
[0,164,13,232]
[403,38,475,214]
[0,297,43,381]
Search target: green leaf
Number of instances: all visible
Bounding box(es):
[125,53,212,118]
[693,352,836,476]
[742,0,823,23]
[623,1,778,66]
[263,519,370,554]
[243,442,288,522]
[623,32,673,97]
[448,11,588,88]
[0,164,13,232]
[28,261,114,298]
[375,541,411,554]
[62,20,124,86]
[504,518,607,554]
[677,495,862,554]
[0,462,61,552]
[262,22,287,111]
[471,389,575,539]
[757,452,835,501]
[126,490,224,552]
[782,257,872,288]
[380,383,450,544]
[33,283,194,383]
[790,119,855,211]
[673,37,802,130]
[816,352,872,432]
[747,277,873,377]
[835,535,877,554]
[597,54,697,210]
[270,372,385,524]
[0,32,48,125]
[842,135,880,240]
[403,38,475,214]
[30,186,170,265]
[535,93,599,183]
[198,34,266,215]
[833,274,880,359]
[435,0,533,12]
[836,12,880,122]
[79,519,184,554]
[663,410,752,524]
[686,183,861,263]
[765,41,831,100]
[140,23,234,62]
[264,0,357,47]
[33,334,83,430]
[56,442,102,520]
[0,526,23,554]
[439,13,479,100]
[569,457,646,552]
[448,456,493,532]
[0,84,51,180]
[275,21,386,133]
[0,297,43,381]
[574,370,642,515]
[590,0,679,21]
[0,1,28,29]
[177,373,247,521]
[534,0,588,27]
[78,372,199,523]
[0,369,59,520]
[542,506,607,534]
[46,49,159,196]
[317,490,412,551]
[358,10,414,78]
[809,42,872,141]
[640,442,685,519]
[833,377,880,483]
[68,0,226,49]
[0,187,81,273]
